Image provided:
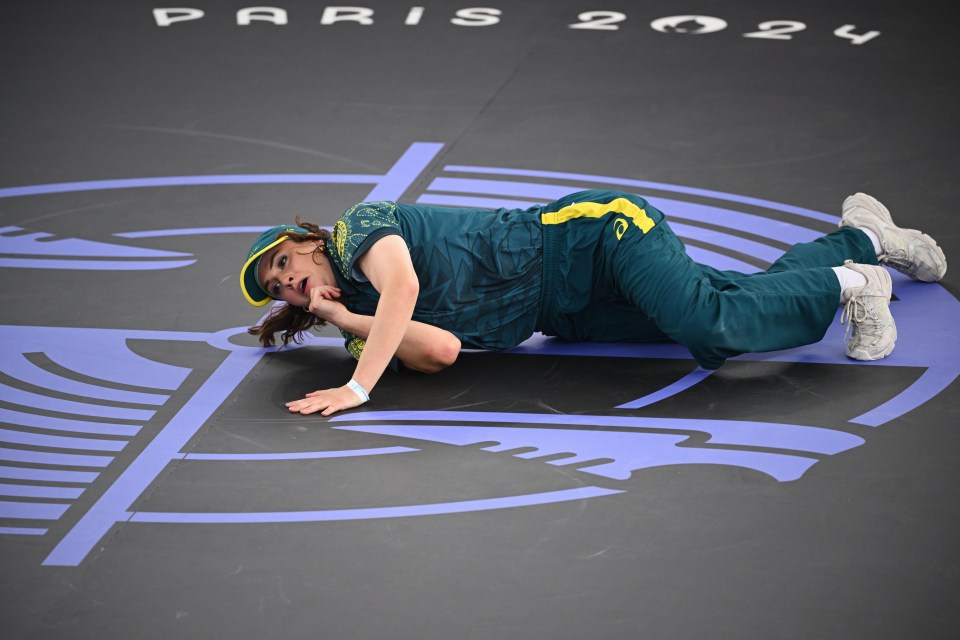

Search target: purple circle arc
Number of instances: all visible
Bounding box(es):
[0,171,838,224]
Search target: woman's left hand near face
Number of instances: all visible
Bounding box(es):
[286,385,363,417]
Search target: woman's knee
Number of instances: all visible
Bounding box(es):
[673,320,735,370]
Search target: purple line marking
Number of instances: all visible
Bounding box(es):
[115,225,333,240]
[335,423,822,482]
[115,226,272,238]
[0,465,99,483]
[43,347,265,566]
[0,428,127,452]
[0,383,156,421]
[0,500,70,520]
[1,141,439,274]
[183,446,418,461]
[617,368,715,409]
[0,483,84,499]
[11,326,195,391]
[417,194,543,210]
[127,486,623,524]
[420,190,821,250]
[0,142,443,204]
[0,226,191,258]
[332,412,863,455]
[0,527,48,535]
[424,178,822,246]
[507,306,957,428]
[667,221,785,263]
[427,177,574,201]
[647,197,823,244]
[0,447,113,468]
[3,353,168,406]
[850,367,960,427]
[442,165,840,223]
[0,409,141,437]
[0,258,197,270]
[364,142,444,201]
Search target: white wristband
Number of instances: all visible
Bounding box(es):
[346,379,369,403]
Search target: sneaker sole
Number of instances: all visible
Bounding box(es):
[847,340,897,362]
[846,337,896,361]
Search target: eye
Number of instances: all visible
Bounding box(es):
[271,281,281,296]
[278,256,287,268]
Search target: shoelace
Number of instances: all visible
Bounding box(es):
[840,295,876,342]
[882,248,912,272]
[878,225,921,274]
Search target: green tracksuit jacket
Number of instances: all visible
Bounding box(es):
[327,190,876,369]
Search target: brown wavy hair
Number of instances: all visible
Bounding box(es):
[247,216,334,347]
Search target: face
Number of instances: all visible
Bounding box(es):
[256,239,329,307]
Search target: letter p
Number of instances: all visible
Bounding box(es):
[153,8,205,27]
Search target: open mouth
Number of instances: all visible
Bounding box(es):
[299,277,308,296]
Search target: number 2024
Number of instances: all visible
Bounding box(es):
[570,12,880,46]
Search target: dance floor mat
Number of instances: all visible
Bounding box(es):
[2,2,958,639]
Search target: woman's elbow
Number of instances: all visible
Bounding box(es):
[435,335,461,368]
[399,277,420,303]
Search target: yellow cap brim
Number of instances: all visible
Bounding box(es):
[240,236,290,306]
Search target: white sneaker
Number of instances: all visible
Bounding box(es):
[839,261,897,361]
[840,192,947,282]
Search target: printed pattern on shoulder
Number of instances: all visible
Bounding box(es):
[331,201,401,278]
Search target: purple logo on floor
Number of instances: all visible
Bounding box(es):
[1,142,956,566]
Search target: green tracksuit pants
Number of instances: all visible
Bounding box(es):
[540,191,879,369]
